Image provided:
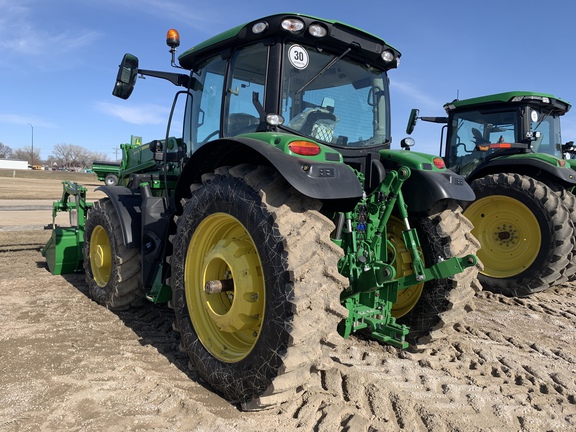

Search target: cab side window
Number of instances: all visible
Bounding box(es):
[225,44,267,136]
[190,55,226,151]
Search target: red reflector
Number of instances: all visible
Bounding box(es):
[433,157,445,169]
[559,159,566,167]
[490,143,511,148]
[288,140,321,156]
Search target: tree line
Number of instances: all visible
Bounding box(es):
[0,142,110,168]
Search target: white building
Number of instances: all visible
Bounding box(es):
[0,159,29,170]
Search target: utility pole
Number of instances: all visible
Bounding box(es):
[27,123,34,166]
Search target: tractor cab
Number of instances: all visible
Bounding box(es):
[441,92,570,176]
[114,15,401,194]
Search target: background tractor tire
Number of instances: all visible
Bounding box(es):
[169,164,348,410]
[83,198,143,309]
[463,173,573,296]
[540,181,576,282]
[396,200,481,346]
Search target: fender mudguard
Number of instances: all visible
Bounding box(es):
[467,157,576,187]
[95,186,142,248]
[175,137,364,212]
[403,169,475,212]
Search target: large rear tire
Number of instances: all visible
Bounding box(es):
[83,199,143,309]
[463,173,573,296]
[170,165,347,410]
[395,200,481,345]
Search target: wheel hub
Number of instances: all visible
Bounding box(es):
[388,216,424,318]
[90,225,111,287]
[202,238,262,333]
[185,212,265,363]
[464,195,540,278]
[495,225,518,244]
[94,245,106,268]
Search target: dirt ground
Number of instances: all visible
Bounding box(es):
[1,175,576,431]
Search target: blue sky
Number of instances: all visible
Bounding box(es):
[1,0,576,161]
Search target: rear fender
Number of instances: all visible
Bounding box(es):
[467,157,576,187]
[175,136,364,213]
[95,186,142,248]
[379,149,475,212]
[402,169,475,212]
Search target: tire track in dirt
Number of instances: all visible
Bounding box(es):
[3,234,576,431]
[272,286,576,431]
[0,273,244,431]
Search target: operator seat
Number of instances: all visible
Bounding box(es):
[471,128,490,146]
[300,109,338,142]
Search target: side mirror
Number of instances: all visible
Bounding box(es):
[406,108,419,134]
[112,53,139,100]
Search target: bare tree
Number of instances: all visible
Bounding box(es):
[89,151,110,163]
[13,146,41,164]
[52,143,88,168]
[0,142,13,158]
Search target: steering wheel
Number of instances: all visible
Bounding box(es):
[199,130,220,145]
[228,113,260,136]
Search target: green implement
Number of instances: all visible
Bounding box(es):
[42,181,91,275]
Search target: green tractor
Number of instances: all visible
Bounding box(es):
[407,91,576,296]
[44,14,479,409]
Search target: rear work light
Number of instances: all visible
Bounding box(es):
[308,24,327,37]
[288,140,321,156]
[281,18,305,32]
[252,21,268,34]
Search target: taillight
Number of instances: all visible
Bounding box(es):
[288,141,321,156]
[433,157,445,169]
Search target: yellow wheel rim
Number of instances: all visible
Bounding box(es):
[185,213,265,363]
[388,216,424,318]
[90,225,112,287]
[464,195,540,278]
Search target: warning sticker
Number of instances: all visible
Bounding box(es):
[288,45,309,70]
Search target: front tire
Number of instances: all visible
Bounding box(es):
[170,165,347,409]
[463,173,573,296]
[395,200,481,345]
[83,199,143,309]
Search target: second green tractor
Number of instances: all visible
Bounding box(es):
[409,91,576,296]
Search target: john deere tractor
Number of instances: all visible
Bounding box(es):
[408,91,576,296]
[44,13,479,409]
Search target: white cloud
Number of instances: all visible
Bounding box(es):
[390,80,442,111]
[96,102,168,125]
[94,0,222,31]
[0,0,101,58]
[0,113,55,128]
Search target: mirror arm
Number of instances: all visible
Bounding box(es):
[420,116,448,124]
[137,69,189,87]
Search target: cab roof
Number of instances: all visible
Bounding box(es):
[443,91,571,115]
[177,13,401,71]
